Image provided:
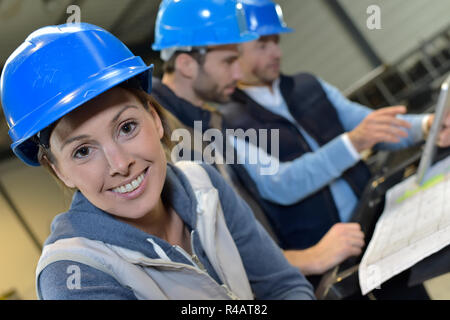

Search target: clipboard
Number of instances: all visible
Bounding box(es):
[416,74,450,185]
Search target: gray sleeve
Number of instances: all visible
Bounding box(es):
[38,260,138,300]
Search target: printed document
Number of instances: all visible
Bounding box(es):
[359,155,450,295]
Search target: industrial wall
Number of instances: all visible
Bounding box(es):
[279,0,450,91]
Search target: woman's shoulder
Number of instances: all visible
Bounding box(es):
[38,259,137,300]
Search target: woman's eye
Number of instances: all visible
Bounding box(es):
[119,121,137,136]
[73,146,91,159]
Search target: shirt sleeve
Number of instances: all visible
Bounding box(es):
[229,134,360,206]
[38,260,138,300]
[318,78,371,131]
[200,163,316,300]
[342,133,361,161]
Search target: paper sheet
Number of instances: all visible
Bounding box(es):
[359,156,450,295]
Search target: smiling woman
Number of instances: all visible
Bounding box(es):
[43,87,168,224]
[0,21,314,300]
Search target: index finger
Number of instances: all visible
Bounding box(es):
[371,115,412,129]
[374,106,407,115]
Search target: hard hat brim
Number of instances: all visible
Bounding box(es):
[152,31,259,51]
[257,26,294,37]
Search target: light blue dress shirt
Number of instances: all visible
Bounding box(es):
[229,78,426,222]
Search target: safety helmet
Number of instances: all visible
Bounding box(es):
[240,0,293,36]
[152,0,258,60]
[0,23,153,166]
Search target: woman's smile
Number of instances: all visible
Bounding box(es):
[109,166,150,200]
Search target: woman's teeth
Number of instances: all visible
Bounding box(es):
[112,172,145,194]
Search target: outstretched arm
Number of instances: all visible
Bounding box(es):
[231,79,430,206]
[230,134,360,206]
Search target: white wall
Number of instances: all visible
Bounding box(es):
[278,0,450,91]
[0,193,40,299]
[0,158,70,299]
[340,0,450,64]
[278,0,373,91]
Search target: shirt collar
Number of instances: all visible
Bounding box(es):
[239,77,283,109]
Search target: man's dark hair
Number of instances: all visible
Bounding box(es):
[163,50,207,74]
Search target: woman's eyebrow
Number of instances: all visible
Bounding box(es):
[111,105,139,124]
[60,105,139,151]
[60,134,90,151]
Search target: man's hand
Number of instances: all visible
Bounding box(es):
[348,106,411,152]
[284,223,365,275]
[310,223,365,274]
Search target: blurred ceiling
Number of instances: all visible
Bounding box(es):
[0,0,162,161]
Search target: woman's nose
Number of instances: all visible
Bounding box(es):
[104,144,135,176]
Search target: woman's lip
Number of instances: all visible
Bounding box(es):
[109,168,147,190]
[109,167,150,200]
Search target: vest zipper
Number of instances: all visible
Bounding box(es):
[221,284,240,300]
[189,230,206,272]
[173,245,203,270]
[190,230,240,300]
[172,230,206,272]
[172,244,239,299]
[174,230,240,300]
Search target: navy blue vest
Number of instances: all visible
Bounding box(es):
[221,73,372,249]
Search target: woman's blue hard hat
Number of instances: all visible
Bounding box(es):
[1,23,153,166]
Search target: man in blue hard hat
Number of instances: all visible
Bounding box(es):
[151,0,256,162]
[220,0,450,298]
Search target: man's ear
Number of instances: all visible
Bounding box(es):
[174,53,198,79]
[49,161,76,189]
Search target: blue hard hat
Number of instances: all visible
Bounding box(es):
[240,0,293,36]
[152,0,258,54]
[0,23,153,166]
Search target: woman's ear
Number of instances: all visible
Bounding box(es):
[48,160,76,189]
[148,106,164,140]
